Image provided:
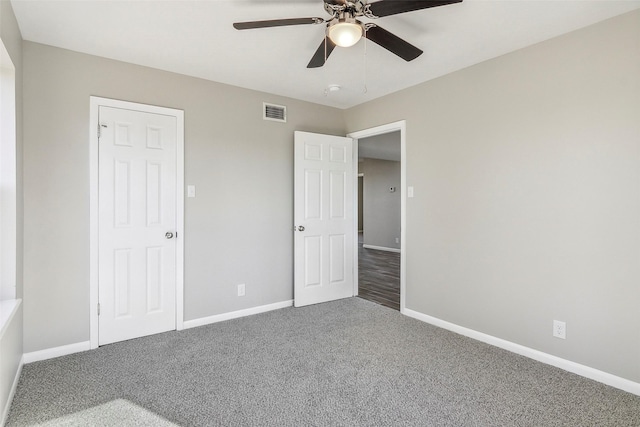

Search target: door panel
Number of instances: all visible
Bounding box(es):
[329,234,346,283]
[98,106,177,345]
[294,131,354,307]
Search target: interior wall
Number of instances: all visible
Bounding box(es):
[0,0,23,300]
[0,0,23,421]
[358,158,401,250]
[345,10,640,383]
[0,301,22,423]
[21,41,347,353]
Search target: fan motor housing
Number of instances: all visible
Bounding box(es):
[324,0,365,18]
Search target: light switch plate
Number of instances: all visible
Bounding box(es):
[187,185,196,198]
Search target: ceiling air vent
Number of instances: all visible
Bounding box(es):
[263,102,287,123]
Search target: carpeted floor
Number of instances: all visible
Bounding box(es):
[33,399,178,427]
[7,298,640,426]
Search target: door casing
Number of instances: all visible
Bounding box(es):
[89,96,185,349]
[348,121,407,313]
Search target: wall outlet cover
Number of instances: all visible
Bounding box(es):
[553,320,566,339]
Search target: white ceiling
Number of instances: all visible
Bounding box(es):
[10,0,640,109]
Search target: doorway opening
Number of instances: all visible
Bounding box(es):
[357,132,401,310]
[348,121,406,313]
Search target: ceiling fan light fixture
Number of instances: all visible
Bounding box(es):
[328,18,363,48]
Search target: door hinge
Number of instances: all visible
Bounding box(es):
[97,123,107,139]
[97,303,101,316]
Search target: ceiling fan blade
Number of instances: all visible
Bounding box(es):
[307,37,337,68]
[233,17,324,30]
[365,25,423,62]
[367,0,462,18]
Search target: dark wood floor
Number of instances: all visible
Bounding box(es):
[358,233,400,311]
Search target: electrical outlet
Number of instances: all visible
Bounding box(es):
[237,284,245,297]
[395,237,399,244]
[553,320,566,339]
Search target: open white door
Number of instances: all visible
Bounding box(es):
[294,131,354,307]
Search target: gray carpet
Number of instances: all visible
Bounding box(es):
[32,399,178,427]
[7,298,640,426]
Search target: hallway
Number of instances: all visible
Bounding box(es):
[357,233,400,311]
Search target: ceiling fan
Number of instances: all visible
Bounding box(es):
[233,0,463,68]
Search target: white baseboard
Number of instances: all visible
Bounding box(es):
[362,244,401,253]
[22,301,294,363]
[403,308,640,396]
[183,300,293,330]
[23,341,91,364]
[1,355,23,427]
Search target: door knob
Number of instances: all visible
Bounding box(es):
[297,226,305,232]
[165,231,174,239]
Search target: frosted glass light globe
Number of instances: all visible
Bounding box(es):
[328,21,363,48]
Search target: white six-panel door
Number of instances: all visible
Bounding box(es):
[294,131,354,307]
[98,105,177,345]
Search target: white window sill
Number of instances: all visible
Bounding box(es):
[0,299,21,340]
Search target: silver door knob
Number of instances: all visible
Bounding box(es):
[165,232,174,239]
[297,226,305,232]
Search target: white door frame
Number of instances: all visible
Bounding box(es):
[89,96,185,349]
[347,121,407,313]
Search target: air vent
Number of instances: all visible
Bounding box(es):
[263,102,286,123]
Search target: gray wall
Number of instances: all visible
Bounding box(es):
[0,302,22,422]
[359,158,401,250]
[0,0,23,420]
[0,0,22,299]
[345,10,640,382]
[22,41,346,353]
